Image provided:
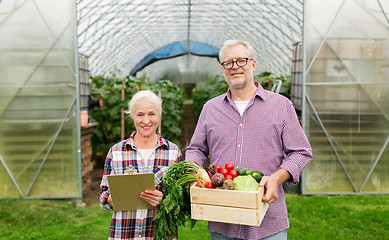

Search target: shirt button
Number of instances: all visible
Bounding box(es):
[238,144,241,148]
[239,123,243,127]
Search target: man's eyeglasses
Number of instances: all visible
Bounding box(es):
[221,58,254,70]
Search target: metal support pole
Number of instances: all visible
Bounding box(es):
[121,87,125,140]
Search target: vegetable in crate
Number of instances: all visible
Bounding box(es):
[245,169,264,183]
[225,174,233,180]
[237,168,248,176]
[213,164,222,172]
[205,181,214,188]
[202,165,217,179]
[223,179,234,190]
[251,172,262,183]
[229,169,238,179]
[211,173,225,187]
[246,169,264,176]
[233,175,260,191]
[197,167,212,182]
[195,172,206,188]
[218,168,229,176]
[225,163,234,171]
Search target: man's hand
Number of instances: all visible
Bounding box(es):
[259,168,291,204]
[140,189,163,207]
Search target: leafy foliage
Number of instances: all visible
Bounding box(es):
[150,80,185,145]
[89,73,185,167]
[192,75,228,119]
[255,71,291,99]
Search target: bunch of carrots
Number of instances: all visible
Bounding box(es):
[153,161,214,240]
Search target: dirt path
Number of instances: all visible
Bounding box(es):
[83,168,104,205]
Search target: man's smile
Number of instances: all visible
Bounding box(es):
[231,72,243,76]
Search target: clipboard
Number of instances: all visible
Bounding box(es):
[107,173,155,211]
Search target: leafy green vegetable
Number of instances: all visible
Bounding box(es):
[153,161,200,240]
[233,175,260,191]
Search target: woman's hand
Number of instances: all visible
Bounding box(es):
[140,189,163,207]
[107,194,113,208]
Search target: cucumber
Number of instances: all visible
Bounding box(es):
[246,169,264,177]
[237,168,248,176]
[245,169,257,175]
[251,172,262,183]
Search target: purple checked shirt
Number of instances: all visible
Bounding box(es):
[185,82,313,239]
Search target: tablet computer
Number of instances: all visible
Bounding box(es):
[107,173,155,211]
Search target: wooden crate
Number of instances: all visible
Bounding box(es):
[190,184,269,226]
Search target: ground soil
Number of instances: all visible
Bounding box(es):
[83,168,104,205]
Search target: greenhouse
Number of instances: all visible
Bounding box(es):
[0,0,388,199]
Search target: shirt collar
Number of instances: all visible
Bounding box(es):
[125,132,168,150]
[223,81,267,102]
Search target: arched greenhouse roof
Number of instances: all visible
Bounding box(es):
[77,0,303,81]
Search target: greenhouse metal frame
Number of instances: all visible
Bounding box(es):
[302,0,389,194]
[0,0,388,198]
[0,1,81,198]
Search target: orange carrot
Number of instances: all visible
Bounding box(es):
[195,172,205,188]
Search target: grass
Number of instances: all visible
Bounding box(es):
[0,199,111,240]
[286,194,389,239]
[0,194,388,240]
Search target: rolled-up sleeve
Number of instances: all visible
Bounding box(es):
[280,101,313,185]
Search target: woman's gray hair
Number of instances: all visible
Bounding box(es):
[126,90,162,117]
[219,40,255,62]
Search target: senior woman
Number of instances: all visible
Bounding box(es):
[99,90,182,240]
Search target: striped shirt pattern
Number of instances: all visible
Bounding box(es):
[99,132,182,240]
[185,82,313,239]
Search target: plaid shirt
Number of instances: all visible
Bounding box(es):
[99,132,182,240]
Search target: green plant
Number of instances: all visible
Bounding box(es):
[89,73,140,166]
[255,71,291,99]
[150,80,185,146]
[89,73,185,168]
[192,75,228,119]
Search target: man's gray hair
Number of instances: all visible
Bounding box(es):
[219,40,255,62]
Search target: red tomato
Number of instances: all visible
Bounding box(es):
[218,168,229,176]
[225,175,233,180]
[225,163,234,172]
[205,181,214,188]
[214,164,222,172]
[229,169,238,178]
